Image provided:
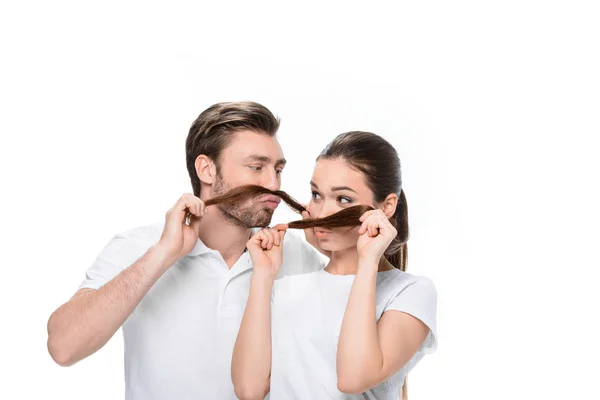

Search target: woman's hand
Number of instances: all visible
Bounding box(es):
[274,205,332,258]
[246,227,286,280]
[356,209,397,265]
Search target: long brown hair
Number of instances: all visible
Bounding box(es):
[203,184,374,229]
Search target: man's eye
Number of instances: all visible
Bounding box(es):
[276,169,283,175]
[249,165,262,171]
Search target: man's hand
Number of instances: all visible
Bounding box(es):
[157,193,207,262]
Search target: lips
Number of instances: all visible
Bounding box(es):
[260,195,281,209]
[314,228,331,238]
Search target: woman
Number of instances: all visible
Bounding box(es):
[232,131,438,399]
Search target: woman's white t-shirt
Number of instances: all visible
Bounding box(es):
[269,268,438,400]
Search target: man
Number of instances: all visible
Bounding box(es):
[47,101,326,399]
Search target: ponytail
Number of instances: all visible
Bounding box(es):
[384,189,410,400]
[384,189,409,272]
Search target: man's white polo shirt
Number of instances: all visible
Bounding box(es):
[80,223,326,400]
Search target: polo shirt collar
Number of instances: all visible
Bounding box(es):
[187,238,213,256]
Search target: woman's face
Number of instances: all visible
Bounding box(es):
[307,158,376,253]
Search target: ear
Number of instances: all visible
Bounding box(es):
[380,193,398,218]
[195,155,217,185]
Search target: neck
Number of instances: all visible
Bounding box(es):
[326,248,394,275]
[197,208,251,268]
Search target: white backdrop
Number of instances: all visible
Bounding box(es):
[1,1,599,399]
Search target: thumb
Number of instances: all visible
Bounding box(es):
[189,215,202,236]
[273,223,289,231]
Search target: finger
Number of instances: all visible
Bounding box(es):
[368,217,381,237]
[277,230,286,245]
[359,210,376,222]
[196,200,205,217]
[358,216,372,234]
[369,224,379,237]
[258,231,271,250]
[358,220,368,235]
[268,228,281,247]
[189,215,202,236]
[363,214,380,237]
[190,201,200,218]
[177,195,204,219]
[176,194,195,212]
[265,229,276,249]
[258,229,273,250]
[273,223,289,231]
[269,228,282,246]
[250,230,268,249]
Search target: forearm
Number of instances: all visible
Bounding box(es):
[232,271,274,400]
[47,244,176,366]
[337,261,384,392]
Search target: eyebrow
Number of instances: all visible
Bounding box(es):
[310,181,357,194]
[332,186,357,193]
[244,155,287,166]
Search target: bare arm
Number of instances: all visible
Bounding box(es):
[232,228,284,400]
[336,210,430,393]
[47,244,177,366]
[47,193,206,366]
[336,261,429,393]
[231,271,274,400]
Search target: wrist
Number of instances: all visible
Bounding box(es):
[358,257,380,271]
[251,268,277,285]
[151,242,179,269]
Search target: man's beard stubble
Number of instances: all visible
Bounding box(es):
[212,175,275,228]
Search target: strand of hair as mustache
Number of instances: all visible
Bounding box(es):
[186,184,375,229]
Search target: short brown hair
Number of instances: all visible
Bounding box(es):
[185,101,280,196]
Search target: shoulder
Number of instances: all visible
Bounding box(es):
[383,270,436,295]
[382,271,438,353]
[383,271,438,322]
[99,222,163,259]
[113,222,164,243]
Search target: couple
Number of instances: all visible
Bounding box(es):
[47,101,437,400]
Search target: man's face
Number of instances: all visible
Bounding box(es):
[213,130,286,227]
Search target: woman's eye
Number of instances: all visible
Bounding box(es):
[338,196,352,204]
[311,191,322,200]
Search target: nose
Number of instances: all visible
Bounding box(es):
[315,200,338,219]
[261,169,280,191]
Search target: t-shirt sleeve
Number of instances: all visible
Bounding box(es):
[79,230,152,290]
[385,276,438,354]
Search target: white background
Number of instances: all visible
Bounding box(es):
[1,1,599,399]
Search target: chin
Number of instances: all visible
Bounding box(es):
[248,208,274,227]
[318,239,355,253]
